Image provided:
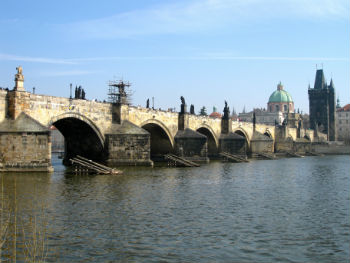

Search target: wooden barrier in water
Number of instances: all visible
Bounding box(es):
[219,152,249,163]
[285,151,304,158]
[305,151,323,157]
[164,154,200,167]
[255,152,276,160]
[70,155,122,175]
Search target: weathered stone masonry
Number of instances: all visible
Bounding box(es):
[0,67,324,171]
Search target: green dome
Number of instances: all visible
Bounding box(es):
[268,88,293,103]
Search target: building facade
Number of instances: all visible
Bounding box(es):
[239,109,284,126]
[336,104,350,142]
[238,82,296,126]
[308,69,336,141]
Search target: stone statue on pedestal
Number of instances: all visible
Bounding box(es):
[180,96,187,114]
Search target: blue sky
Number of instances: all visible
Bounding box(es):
[0,0,349,114]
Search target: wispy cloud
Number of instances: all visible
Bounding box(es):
[69,55,349,62]
[0,53,76,65]
[38,70,97,77]
[3,53,348,64]
[62,0,349,39]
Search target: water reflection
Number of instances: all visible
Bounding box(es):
[0,154,349,262]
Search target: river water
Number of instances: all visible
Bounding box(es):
[0,154,349,262]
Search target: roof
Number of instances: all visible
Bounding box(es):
[0,112,49,133]
[175,128,207,139]
[337,104,350,112]
[209,112,222,118]
[220,132,246,140]
[268,89,293,103]
[314,69,326,89]
[107,120,149,135]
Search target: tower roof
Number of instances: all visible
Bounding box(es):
[329,78,335,91]
[314,69,326,89]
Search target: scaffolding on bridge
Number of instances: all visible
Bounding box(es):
[108,79,133,105]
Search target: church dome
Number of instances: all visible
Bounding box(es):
[209,111,222,118]
[209,106,222,118]
[268,83,293,103]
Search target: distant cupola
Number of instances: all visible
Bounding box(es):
[267,82,294,113]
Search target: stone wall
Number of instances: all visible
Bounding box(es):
[0,90,7,122]
[275,137,294,153]
[293,140,311,153]
[7,90,113,134]
[219,134,247,155]
[250,140,274,153]
[0,132,52,172]
[174,129,208,162]
[105,133,152,166]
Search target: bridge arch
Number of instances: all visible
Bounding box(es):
[233,127,250,147]
[264,129,274,140]
[140,119,174,158]
[50,113,104,144]
[49,113,105,163]
[196,125,218,156]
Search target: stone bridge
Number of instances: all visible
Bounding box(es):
[0,68,318,171]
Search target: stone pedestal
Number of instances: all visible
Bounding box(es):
[178,113,189,131]
[221,117,232,134]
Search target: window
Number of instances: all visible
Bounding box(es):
[275,105,279,111]
[284,105,287,112]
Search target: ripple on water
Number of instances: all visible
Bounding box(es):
[0,155,349,262]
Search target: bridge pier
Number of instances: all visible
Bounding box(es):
[0,113,53,172]
[250,132,274,154]
[105,120,153,166]
[219,108,247,156]
[175,111,209,163]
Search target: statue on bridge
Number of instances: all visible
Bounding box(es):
[16,66,23,75]
[14,66,25,91]
[180,96,187,114]
[223,100,230,119]
[146,98,150,108]
[82,89,86,100]
[74,85,86,100]
[190,104,195,114]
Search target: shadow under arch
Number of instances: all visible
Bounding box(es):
[49,113,105,164]
[304,134,311,141]
[196,126,218,157]
[233,128,250,147]
[141,120,174,159]
[264,130,274,140]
